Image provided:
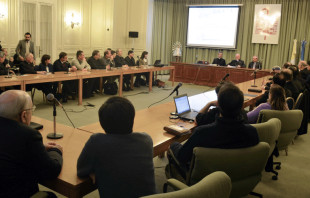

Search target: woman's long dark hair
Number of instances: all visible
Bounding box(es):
[141,51,148,59]
[269,84,288,110]
[41,54,50,65]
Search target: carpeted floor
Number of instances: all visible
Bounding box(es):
[33,74,310,197]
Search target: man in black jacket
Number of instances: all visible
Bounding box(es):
[0,90,63,198]
[53,52,78,102]
[212,52,226,66]
[170,83,259,166]
[248,56,262,70]
[228,53,246,68]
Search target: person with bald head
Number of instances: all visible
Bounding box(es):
[228,53,245,68]
[298,60,310,80]
[248,56,262,70]
[0,90,63,198]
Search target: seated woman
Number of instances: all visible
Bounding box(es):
[135,51,154,86]
[35,54,56,96]
[247,84,288,123]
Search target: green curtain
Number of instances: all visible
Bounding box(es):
[151,0,310,69]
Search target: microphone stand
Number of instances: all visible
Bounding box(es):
[5,66,12,78]
[251,70,257,87]
[47,100,63,139]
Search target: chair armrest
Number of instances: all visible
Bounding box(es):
[166,178,189,190]
[168,148,181,167]
[30,191,49,198]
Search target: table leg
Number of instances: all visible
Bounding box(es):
[99,77,103,93]
[78,78,83,105]
[119,74,123,97]
[130,74,134,89]
[21,82,25,91]
[149,71,152,92]
[172,68,175,86]
[58,82,62,93]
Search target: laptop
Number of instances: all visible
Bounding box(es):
[154,60,165,67]
[174,94,198,120]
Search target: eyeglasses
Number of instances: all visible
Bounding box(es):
[24,106,36,113]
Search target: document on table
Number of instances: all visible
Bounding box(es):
[188,90,217,112]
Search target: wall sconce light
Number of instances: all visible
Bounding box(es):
[0,2,8,19]
[65,11,81,29]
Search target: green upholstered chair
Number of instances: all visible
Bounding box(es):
[141,171,231,198]
[30,192,49,198]
[252,118,281,180]
[293,93,303,109]
[177,142,270,198]
[257,110,303,154]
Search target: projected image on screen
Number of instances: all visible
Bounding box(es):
[187,6,240,49]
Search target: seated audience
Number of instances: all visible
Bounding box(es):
[255,73,292,106]
[135,51,152,87]
[20,53,53,96]
[72,50,94,98]
[298,60,310,80]
[114,49,127,67]
[123,50,137,91]
[247,84,288,124]
[1,48,9,66]
[87,50,105,69]
[0,51,12,75]
[35,54,56,96]
[0,90,63,198]
[282,62,292,69]
[72,50,91,71]
[280,69,300,100]
[212,52,226,66]
[288,65,304,92]
[170,83,259,166]
[77,96,156,198]
[110,50,116,67]
[53,52,78,102]
[248,56,262,70]
[195,81,248,126]
[228,53,245,68]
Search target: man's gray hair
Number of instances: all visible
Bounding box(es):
[0,90,32,120]
[25,53,33,59]
[0,51,4,58]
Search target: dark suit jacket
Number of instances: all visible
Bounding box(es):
[36,63,53,73]
[248,61,262,70]
[53,59,71,72]
[87,56,106,69]
[125,56,136,66]
[0,116,62,198]
[15,40,35,59]
[0,62,9,75]
[228,59,246,68]
[300,68,310,80]
[20,61,37,74]
[212,58,226,66]
[171,116,259,164]
[114,55,127,67]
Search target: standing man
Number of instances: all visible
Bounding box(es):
[212,52,226,66]
[0,90,63,198]
[248,56,262,70]
[228,53,245,68]
[16,32,35,62]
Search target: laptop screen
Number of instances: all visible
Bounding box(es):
[174,95,191,114]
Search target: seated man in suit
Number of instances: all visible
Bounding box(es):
[280,69,300,100]
[87,50,105,70]
[212,52,226,66]
[170,83,259,171]
[16,32,35,62]
[123,50,136,91]
[248,56,262,70]
[228,53,246,68]
[53,52,78,102]
[0,90,63,198]
[298,60,310,80]
[114,49,127,68]
[77,96,156,198]
[20,53,53,96]
[0,51,13,75]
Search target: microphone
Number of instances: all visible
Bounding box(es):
[250,69,259,76]
[47,93,62,107]
[222,73,230,81]
[169,83,182,96]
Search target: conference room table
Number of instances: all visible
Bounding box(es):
[0,66,175,105]
[35,76,269,198]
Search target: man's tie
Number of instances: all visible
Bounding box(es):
[253,62,256,69]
